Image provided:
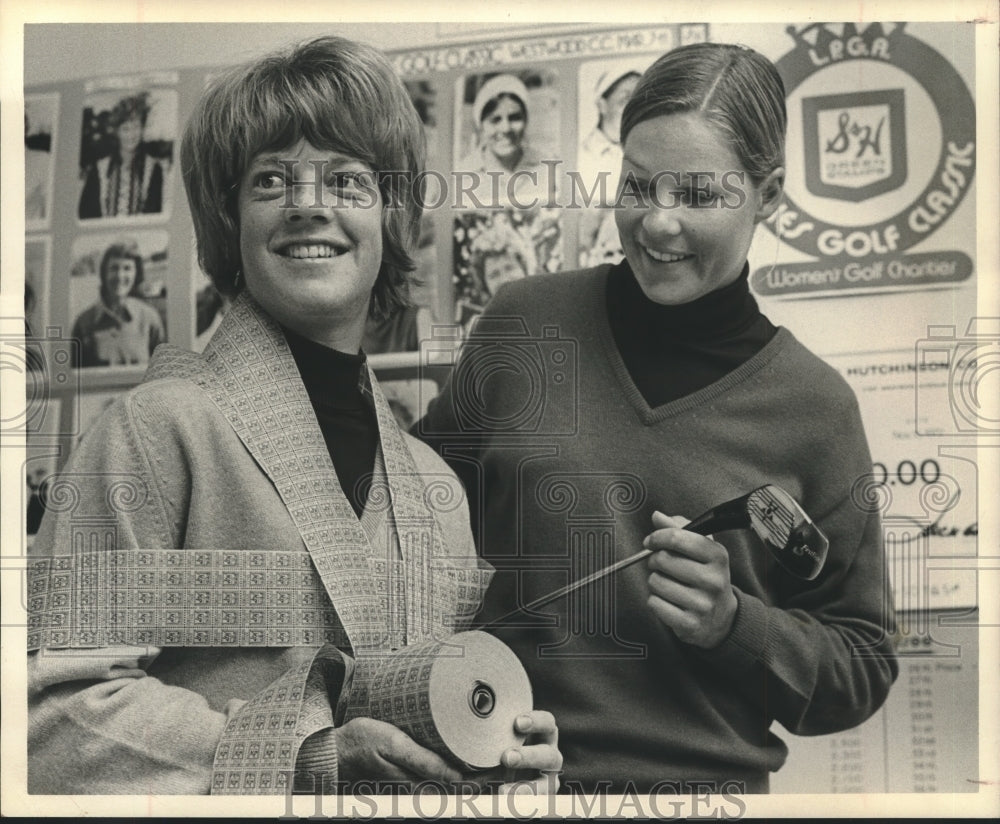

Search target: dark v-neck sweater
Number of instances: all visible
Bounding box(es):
[416,263,896,792]
[284,327,379,517]
[605,259,777,407]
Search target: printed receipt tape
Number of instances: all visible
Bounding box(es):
[353,630,533,770]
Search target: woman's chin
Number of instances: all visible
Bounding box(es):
[490,146,523,166]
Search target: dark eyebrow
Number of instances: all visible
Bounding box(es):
[247,154,287,169]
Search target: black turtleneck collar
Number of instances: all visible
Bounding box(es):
[283,326,370,411]
[282,325,378,516]
[606,258,777,409]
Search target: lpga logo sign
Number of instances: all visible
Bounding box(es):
[754,23,976,297]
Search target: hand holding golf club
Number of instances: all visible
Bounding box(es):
[483,485,829,638]
[645,484,830,647]
[645,511,739,649]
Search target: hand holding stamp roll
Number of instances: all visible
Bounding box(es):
[344,631,534,771]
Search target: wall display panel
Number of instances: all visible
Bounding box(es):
[825,348,982,613]
[396,23,704,323]
[25,92,59,231]
[739,23,978,352]
[23,23,704,370]
[67,230,170,368]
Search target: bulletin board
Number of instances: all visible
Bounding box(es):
[20,21,709,482]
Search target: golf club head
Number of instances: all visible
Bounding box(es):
[745,485,829,580]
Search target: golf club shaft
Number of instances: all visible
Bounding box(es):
[516,548,653,616]
[512,518,715,616]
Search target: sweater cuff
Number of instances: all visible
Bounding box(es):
[694,587,769,672]
[294,726,339,793]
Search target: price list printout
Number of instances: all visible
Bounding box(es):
[772,613,979,793]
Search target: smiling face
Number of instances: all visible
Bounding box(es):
[615,112,782,305]
[237,139,383,351]
[481,96,526,163]
[102,256,137,305]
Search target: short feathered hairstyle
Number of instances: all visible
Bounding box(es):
[180,36,426,319]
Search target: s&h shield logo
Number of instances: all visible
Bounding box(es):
[803,88,907,201]
[759,23,976,264]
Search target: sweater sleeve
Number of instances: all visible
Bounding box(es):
[27,393,343,795]
[694,383,899,736]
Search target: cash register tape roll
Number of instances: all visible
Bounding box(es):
[360,630,533,770]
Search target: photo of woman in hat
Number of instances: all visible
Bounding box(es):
[78,90,171,219]
[455,71,558,208]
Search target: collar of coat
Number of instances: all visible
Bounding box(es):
[145,291,467,654]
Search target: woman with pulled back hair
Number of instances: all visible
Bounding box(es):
[418,42,897,793]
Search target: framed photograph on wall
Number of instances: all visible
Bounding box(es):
[453,68,561,209]
[76,74,178,223]
[68,230,169,368]
[452,208,562,336]
[575,56,653,204]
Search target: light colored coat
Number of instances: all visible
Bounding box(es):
[28,294,488,795]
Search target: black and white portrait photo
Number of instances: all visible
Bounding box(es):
[77,77,177,221]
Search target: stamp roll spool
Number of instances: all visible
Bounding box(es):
[363,630,533,770]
